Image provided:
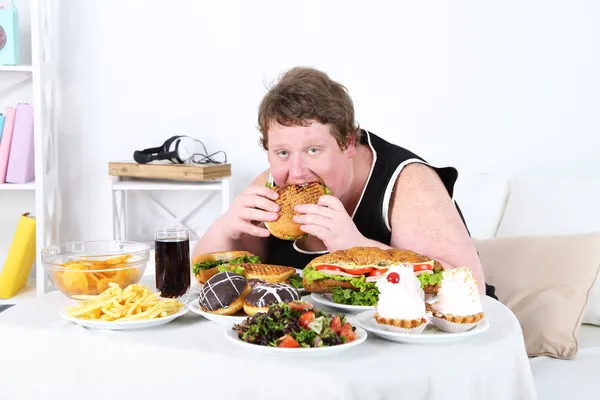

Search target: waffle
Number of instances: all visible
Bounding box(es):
[242,263,296,283]
[373,312,427,329]
[265,183,327,240]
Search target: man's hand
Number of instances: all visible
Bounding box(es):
[219,184,280,240]
[293,195,367,252]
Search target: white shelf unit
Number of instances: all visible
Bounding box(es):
[110,177,232,243]
[0,65,33,72]
[0,0,59,304]
[0,183,35,190]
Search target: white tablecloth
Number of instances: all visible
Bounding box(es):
[0,290,537,400]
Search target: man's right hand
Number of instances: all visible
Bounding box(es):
[219,184,280,240]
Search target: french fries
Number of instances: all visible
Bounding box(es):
[66,283,184,322]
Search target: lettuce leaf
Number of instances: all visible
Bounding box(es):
[217,264,246,275]
[192,254,260,275]
[287,274,304,289]
[417,270,443,287]
[331,286,379,306]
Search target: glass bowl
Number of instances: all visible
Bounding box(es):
[41,240,150,298]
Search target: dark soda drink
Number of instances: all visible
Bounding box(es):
[155,227,191,298]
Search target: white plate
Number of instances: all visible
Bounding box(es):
[310,293,375,313]
[225,325,368,357]
[188,300,250,327]
[61,305,189,331]
[354,309,490,344]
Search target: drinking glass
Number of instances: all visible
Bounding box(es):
[155,227,191,299]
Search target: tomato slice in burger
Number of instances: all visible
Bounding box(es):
[340,266,374,275]
[412,261,434,272]
[368,268,388,277]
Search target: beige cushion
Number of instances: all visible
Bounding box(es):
[474,233,600,359]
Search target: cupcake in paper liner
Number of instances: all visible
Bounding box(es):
[430,267,484,333]
[373,265,429,334]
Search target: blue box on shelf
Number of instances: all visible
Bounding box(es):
[0,1,19,66]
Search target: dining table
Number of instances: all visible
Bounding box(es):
[0,277,538,400]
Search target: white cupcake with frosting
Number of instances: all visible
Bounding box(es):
[373,265,430,334]
[430,267,484,333]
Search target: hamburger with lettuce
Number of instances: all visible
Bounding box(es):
[302,247,444,306]
[192,250,260,283]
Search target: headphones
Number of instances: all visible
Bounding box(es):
[133,135,227,165]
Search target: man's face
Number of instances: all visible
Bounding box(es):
[267,121,356,199]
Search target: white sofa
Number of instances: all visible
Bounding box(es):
[454,172,600,400]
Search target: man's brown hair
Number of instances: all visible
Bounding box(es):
[257,67,361,150]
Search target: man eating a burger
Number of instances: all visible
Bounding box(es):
[192,66,494,299]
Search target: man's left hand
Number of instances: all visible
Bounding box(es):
[293,195,367,252]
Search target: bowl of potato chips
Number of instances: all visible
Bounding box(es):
[41,240,150,298]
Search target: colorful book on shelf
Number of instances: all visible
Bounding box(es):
[0,213,36,299]
[0,107,16,183]
[5,103,34,184]
[0,113,5,142]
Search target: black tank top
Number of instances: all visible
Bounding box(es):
[266,130,497,299]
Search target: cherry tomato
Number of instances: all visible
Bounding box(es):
[387,272,400,283]
[330,316,342,334]
[368,268,388,277]
[339,322,357,342]
[277,335,300,348]
[288,300,314,311]
[315,265,343,272]
[299,311,315,329]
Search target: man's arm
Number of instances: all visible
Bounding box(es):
[386,163,486,294]
[192,170,271,261]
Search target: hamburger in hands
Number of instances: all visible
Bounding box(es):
[192,250,260,284]
[264,181,331,241]
[302,247,444,306]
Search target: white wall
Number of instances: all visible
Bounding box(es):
[55,0,600,244]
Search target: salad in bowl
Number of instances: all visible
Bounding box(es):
[233,300,359,348]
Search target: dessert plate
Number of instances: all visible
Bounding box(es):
[354,309,490,344]
[225,326,368,358]
[310,293,375,313]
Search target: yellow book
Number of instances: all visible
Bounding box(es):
[0,213,36,298]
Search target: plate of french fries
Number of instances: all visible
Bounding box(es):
[61,283,189,330]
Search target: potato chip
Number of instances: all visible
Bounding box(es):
[51,254,143,297]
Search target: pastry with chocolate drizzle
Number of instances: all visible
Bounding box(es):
[243,282,301,316]
[198,271,250,316]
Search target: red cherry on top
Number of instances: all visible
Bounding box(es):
[387,272,400,284]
